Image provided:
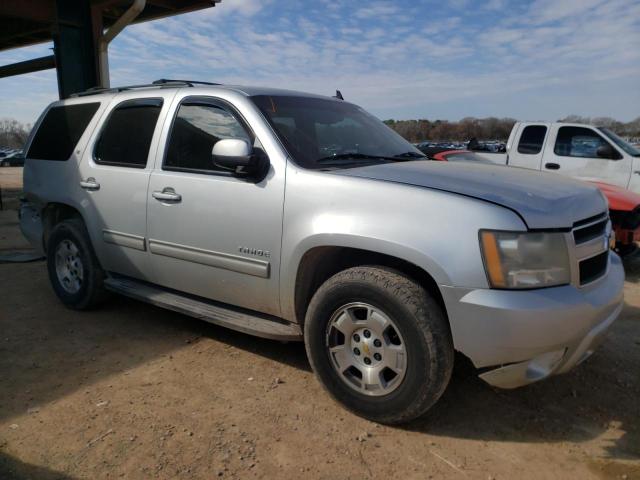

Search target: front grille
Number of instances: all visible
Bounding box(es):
[579,251,608,285]
[573,219,608,244]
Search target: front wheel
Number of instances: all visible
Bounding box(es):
[304,266,454,424]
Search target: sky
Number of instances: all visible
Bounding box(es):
[0,0,639,125]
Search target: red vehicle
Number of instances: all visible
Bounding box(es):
[425,148,640,255]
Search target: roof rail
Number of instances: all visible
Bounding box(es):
[70,79,211,98]
[153,78,222,86]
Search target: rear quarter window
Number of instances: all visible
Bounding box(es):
[517,125,547,154]
[27,103,100,161]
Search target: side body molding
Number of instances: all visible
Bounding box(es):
[103,229,146,251]
[148,239,270,278]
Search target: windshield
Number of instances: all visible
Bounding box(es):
[598,127,640,157]
[251,95,424,169]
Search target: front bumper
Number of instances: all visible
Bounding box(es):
[440,252,625,388]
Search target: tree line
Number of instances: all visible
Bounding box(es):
[1,114,639,150]
[384,116,640,143]
[0,119,31,149]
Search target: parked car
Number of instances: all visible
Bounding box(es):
[470,122,640,193]
[1,152,25,166]
[429,148,640,255]
[20,80,624,424]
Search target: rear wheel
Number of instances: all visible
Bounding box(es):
[46,218,108,309]
[304,266,453,424]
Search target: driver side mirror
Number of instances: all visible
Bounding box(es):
[212,138,269,181]
[596,144,616,160]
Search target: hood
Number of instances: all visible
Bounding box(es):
[589,181,640,212]
[335,161,607,229]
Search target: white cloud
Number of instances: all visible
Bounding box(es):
[1,0,639,123]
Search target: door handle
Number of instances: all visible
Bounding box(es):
[545,162,560,170]
[634,171,640,175]
[79,177,100,190]
[152,188,182,202]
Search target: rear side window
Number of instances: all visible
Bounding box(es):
[28,103,100,161]
[94,98,163,168]
[517,125,547,154]
[164,102,251,173]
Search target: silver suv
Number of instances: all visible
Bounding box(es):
[20,80,624,424]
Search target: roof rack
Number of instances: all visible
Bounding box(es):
[152,78,221,86]
[70,79,221,97]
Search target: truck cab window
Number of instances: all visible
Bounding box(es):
[517,125,547,154]
[94,98,163,168]
[164,103,251,172]
[554,126,619,159]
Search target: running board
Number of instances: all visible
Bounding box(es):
[104,276,303,341]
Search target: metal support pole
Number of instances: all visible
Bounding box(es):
[98,0,146,88]
[53,0,99,98]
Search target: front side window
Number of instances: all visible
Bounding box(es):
[554,126,618,159]
[94,98,163,168]
[164,102,251,172]
[517,125,546,154]
[251,95,424,170]
[28,103,100,161]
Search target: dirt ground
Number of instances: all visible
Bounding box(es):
[1,166,639,480]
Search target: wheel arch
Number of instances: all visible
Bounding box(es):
[290,244,449,330]
[41,202,86,251]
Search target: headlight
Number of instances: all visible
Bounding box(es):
[479,230,571,289]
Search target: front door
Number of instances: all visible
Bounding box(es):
[542,125,631,188]
[146,95,286,316]
[79,92,174,280]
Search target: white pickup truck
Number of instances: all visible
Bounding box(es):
[474,122,640,193]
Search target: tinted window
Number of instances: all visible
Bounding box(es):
[164,102,250,172]
[517,125,546,154]
[94,98,162,168]
[554,126,617,159]
[28,103,100,161]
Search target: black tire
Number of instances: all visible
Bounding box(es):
[616,242,638,257]
[304,266,454,424]
[46,217,109,309]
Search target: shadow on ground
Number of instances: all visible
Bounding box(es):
[0,452,75,480]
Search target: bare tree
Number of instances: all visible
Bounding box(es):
[0,119,32,150]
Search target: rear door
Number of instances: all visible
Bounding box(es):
[507,124,548,170]
[78,91,175,280]
[146,93,287,316]
[541,125,632,187]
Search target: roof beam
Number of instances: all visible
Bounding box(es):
[0,55,55,79]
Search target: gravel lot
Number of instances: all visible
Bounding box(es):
[1,167,639,479]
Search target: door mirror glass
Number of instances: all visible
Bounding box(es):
[596,144,615,159]
[212,138,269,180]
